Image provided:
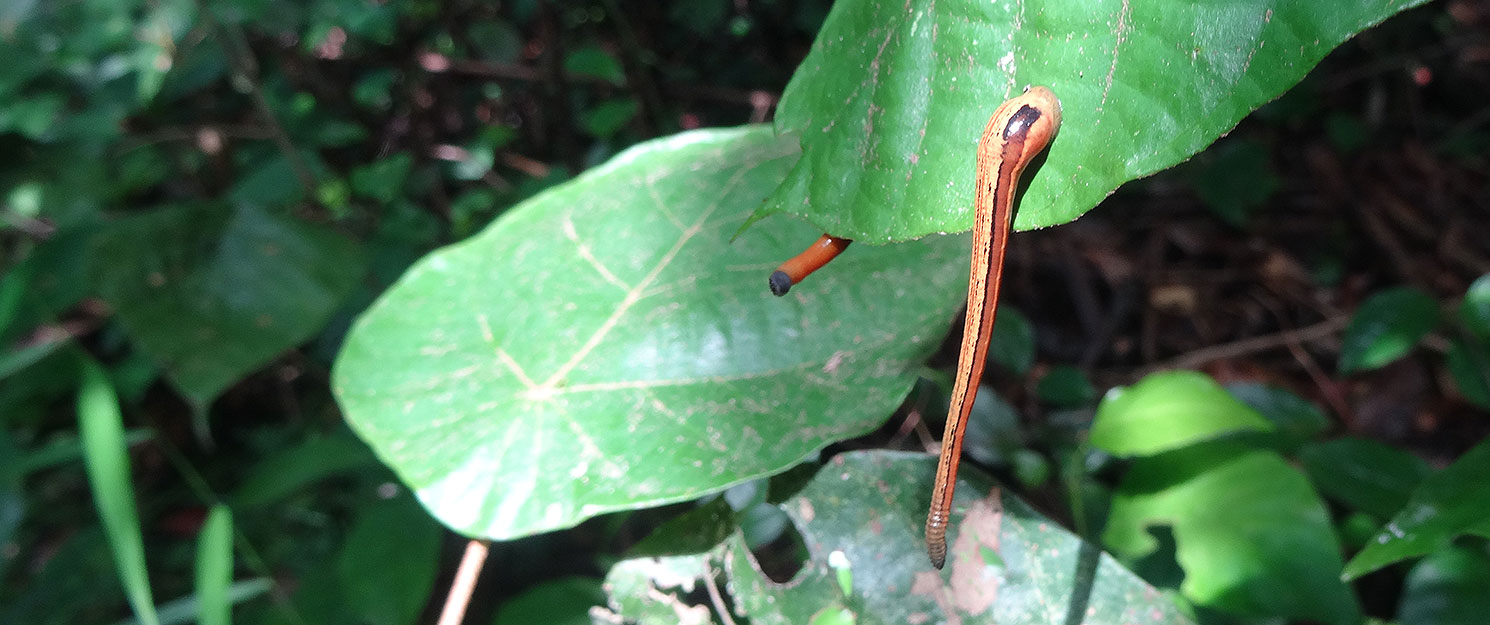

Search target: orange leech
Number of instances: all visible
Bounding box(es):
[768,234,853,296]
[925,86,1061,569]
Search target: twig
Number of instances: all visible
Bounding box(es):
[1256,296,1354,419]
[887,401,925,450]
[198,2,319,201]
[1142,314,1350,374]
[117,125,276,151]
[1,208,55,239]
[436,539,491,625]
[1360,202,1423,285]
[702,561,738,625]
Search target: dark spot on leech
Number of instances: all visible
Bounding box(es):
[769,270,793,296]
[1002,104,1042,140]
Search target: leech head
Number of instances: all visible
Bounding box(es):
[990,85,1062,154]
[768,270,793,296]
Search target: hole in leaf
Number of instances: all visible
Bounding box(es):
[741,502,807,583]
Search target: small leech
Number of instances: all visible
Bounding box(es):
[768,234,853,296]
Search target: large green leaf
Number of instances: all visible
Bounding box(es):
[1103,441,1359,624]
[1344,438,1490,579]
[602,451,1193,625]
[333,126,971,540]
[1091,371,1273,457]
[758,0,1431,243]
[89,204,363,409]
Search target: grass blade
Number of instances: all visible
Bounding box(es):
[79,358,161,625]
[195,505,234,625]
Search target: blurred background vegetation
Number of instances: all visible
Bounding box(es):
[2,0,1488,623]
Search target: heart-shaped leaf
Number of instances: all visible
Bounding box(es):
[333,127,973,540]
[759,0,1430,242]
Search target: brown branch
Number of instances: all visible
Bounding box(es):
[1141,314,1350,374]
[703,561,738,625]
[436,539,490,625]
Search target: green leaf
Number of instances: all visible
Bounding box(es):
[1,529,123,625]
[232,432,380,507]
[1035,364,1096,407]
[90,204,363,408]
[958,386,1021,467]
[1396,543,1490,625]
[759,0,1428,242]
[668,0,730,36]
[0,93,65,138]
[78,358,161,625]
[1446,338,1490,410]
[1091,371,1273,457]
[17,429,154,476]
[810,606,857,625]
[1103,441,1359,624]
[0,433,25,580]
[629,497,738,558]
[1184,138,1279,226]
[1338,287,1439,373]
[1297,437,1431,519]
[988,307,1035,375]
[564,45,625,85]
[1450,275,1490,409]
[1225,382,1330,448]
[598,554,714,625]
[350,153,414,203]
[334,126,972,540]
[493,576,605,625]
[336,495,442,625]
[227,151,328,207]
[468,20,523,63]
[132,0,195,104]
[1344,438,1490,579]
[725,451,1194,624]
[601,451,1193,624]
[1460,273,1490,342]
[353,70,398,111]
[195,506,233,625]
[109,579,274,625]
[1324,113,1372,153]
[580,99,639,138]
